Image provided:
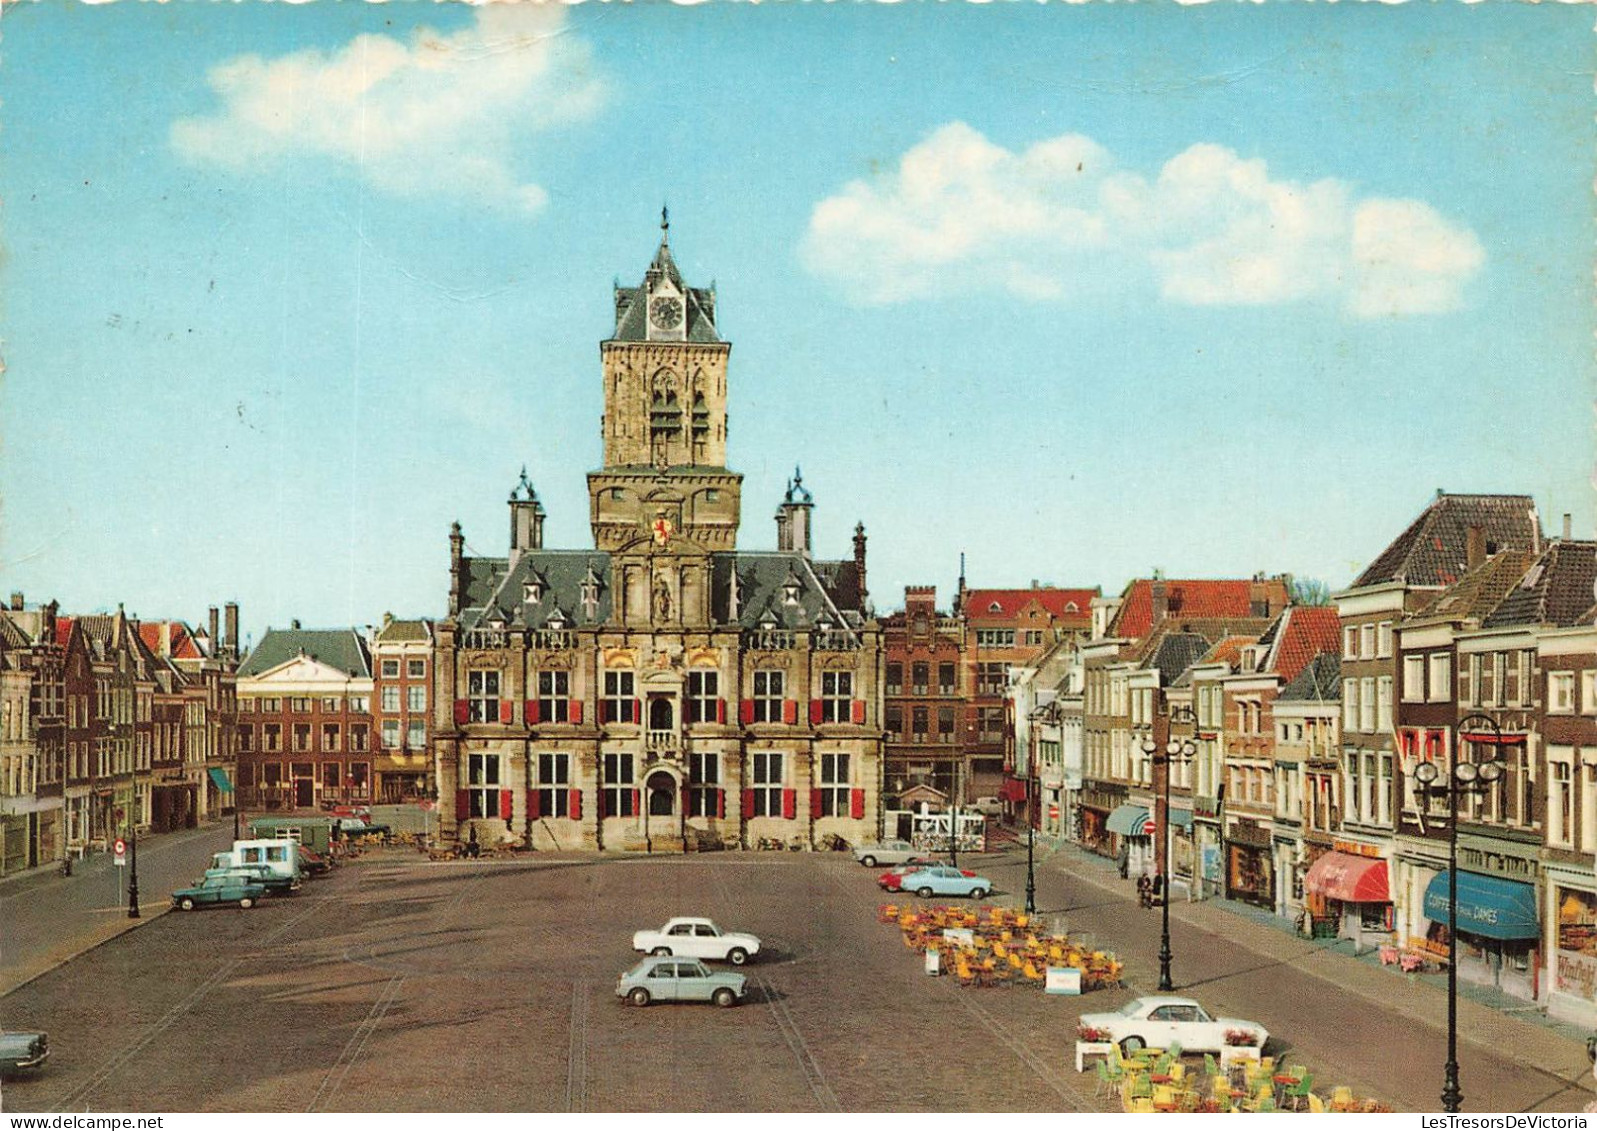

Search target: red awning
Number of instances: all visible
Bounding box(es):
[1304,851,1389,903]
[999,778,1028,802]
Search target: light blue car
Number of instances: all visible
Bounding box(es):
[900,865,991,900]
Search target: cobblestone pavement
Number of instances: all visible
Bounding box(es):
[0,843,1592,1113]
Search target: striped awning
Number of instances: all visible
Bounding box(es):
[1105,804,1151,836]
[207,767,233,793]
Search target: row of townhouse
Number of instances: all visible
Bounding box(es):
[0,595,240,873]
[1015,492,1597,1025]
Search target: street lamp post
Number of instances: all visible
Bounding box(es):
[1144,705,1197,993]
[1025,777,1037,915]
[126,819,141,920]
[1413,712,1504,1115]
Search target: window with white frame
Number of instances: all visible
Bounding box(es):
[688,751,720,816]
[467,752,502,818]
[818,752,851,816]
[1377,752,1392,825]
[1583,753,1597,853]
[753,669,785,723]
[381,720,400,750]
[468,670,500,723]
[1343,626,1357,659]
[750,752,784,816]
[1403,656,1426,702]
[1376,677,1393,732]
[1549,749,1574,847]
[602,752,635,816]
[1342,680,1358,732]
[820,670,853,723]
[381,660,400,678]
[537,670,571,724]
[687,670,720,724]
[406,720,425,749]
[408,659,426,679]
[537,752,571,817]
[1550,670,1576,714]
[1360,624,1376,659]
[1584,671,1597,715]
[1377,621,1393,658]
[407,685,426,713]
[603,670,636,723]
[1359,678,1376,733]
[1429,653,1452,703]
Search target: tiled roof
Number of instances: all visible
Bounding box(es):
[1111,578,1288,640]
[1415,549,1538,624]
[1278,653,1341,703]
[374,618,433,644]
[1483,540,1597,629]
[1197,635,1257,671]
[1352,493,1541,589]
[0,614,31,650]
[136,621,203,660]
[963,587,1098,623]
[238,629,371,678]
[1266,607,1342,685]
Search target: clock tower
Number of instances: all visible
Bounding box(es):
[588,212,743,563]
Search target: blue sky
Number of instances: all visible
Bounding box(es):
[2,1,1591,649]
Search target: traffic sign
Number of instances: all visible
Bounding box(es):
[113,838,127,867]
[1142,819,1158,836]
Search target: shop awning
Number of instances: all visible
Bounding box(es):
[1304,851,1390,902]
[999,778,1028,803]
[207,768,233,793]
[1424,871,1539,940]
[1105,804,1151,836]
[1167,809,1194,830]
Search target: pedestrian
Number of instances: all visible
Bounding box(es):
[1136,872,1152,909]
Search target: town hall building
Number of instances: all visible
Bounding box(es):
[434,217,885,851]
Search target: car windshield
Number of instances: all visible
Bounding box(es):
[1118,1000,1149,1017]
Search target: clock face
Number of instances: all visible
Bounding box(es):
[649,296,683,328]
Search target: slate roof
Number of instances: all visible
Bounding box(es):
[1111,578,1288,640]
[962,587,1098,623]
[1483,540,1597,629]
[375,618,433,644]
[0,614,31,651]
[238,629,372,678]
[1352,493,1541,589]
[456,549,868,638]
[1415,549,1538,624]
[1278,653,1342,703]
[1143,632,1213,685]
[610,231,721,345]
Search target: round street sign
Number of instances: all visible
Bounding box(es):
[113,838,127,866]
[1142,819,1158,837]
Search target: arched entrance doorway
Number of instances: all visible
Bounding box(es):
[646,770,677,817]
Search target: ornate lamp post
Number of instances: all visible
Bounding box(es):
[126,818,141,920]
[1143,710,1197,992]
[1412,712,1505,1114]
[1025,776,1037,915]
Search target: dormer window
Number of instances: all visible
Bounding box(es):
[782,579,802,606]
[546,609,568,631]
[989,601,1002,613]
[580,572,600,620]
[524,580,543,604]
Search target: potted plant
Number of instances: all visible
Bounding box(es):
[1219,1028,1262,1068]
[1075,1024,1115,1072]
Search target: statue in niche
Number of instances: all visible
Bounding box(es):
[654,577,673,622]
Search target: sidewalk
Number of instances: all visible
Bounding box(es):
[1045,836,1595,1092]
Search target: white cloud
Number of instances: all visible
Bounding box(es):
[802,124,1482,318]
[171,5,604,213]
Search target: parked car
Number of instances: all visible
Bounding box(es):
[332,816,390,839]
[171,873,268,910]
[297,846,333,876]
[900,865,991,900]
[970,796,1003,818]
[1077,995,1268,1056]
[877,860,969,890]
[616,956,747,1008]
[631,917,761,965]
[203,865,299,895]
[0,1030,48,1075]
[853,839,925,868]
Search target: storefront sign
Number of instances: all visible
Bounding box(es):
[1229,819,1271,849]
[1556,950,1597,1000]
[1193,794,1221,821]
[1456,840,1537,882]
[1333,840,1383,858]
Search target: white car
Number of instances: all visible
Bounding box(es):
[1077,995,1268,1056]
[853,840,926,868]
[631,917,761,965]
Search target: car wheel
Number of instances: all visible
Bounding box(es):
[727,947,748,966]
[652,946,672,957]
[916,886,934,899]
[712,987,737,1008]
[628,987,651,1007]
[239,897,254,909]
[1121,1036,1145,1055]
[968,887,988,900]
[179,897,195,911]
[860,856,877,868]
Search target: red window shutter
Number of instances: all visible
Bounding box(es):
[455,789,470,821]
[716,788,726,819]
[851,699,866,725]
[631,788,641,815]
[740,699,755,725]
[633,698,641,723]
[681,782,691,810]
[810,700,824,725]
[569,789,582,820]
[782,788,797,820]
[810,788,822,815]
[743,788,755,816]
[851,788,865,820]
[453,700,469,726]
[498,700,513,725]
[528,789,541,820]
[500,789,513,821]
[783,700,798,725]
[526,699,540,725]
[570,700,583,725]
[717,699,726,724]
[598,700,609,725]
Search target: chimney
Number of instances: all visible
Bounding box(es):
[1466,525,1486,569]
[209,606,220,653]
[1151,578,1169,623]
[43,600,57,645]
[853,522,868,610]
[290,618,301,630]
[8,592,21,611]
[1249,573,1269,617]
[449,521,465,617]
[225,603,239,658]
[1564,513,1573,540]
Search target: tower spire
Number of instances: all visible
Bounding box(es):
[661,203,670,245]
